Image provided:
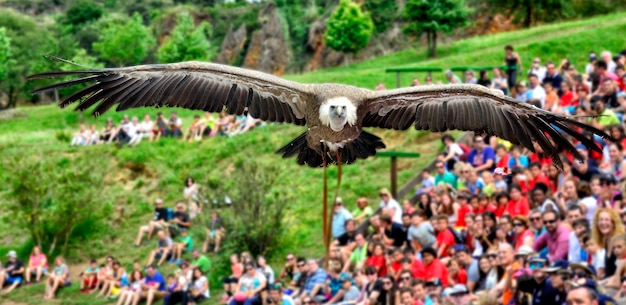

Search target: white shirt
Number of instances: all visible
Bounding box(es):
[591,248,606,271]
[447,143,465,158]
[140,120,154,133]
[528,66,547,82]
[380,198,402,224]
[192,276,210,298]
[530,85,546,107]
[126,123,138,138]
[579,196,597,226]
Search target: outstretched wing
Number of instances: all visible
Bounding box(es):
[362,84,611,167]
[28,59,313,125]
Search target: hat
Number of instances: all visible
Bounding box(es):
[493,167,509,175]
[545,259,569,273]
[335,197,343,205]
[589,53,597,61]
[339,274,353,283]
[155,198,163,203]
[6,250,17,258]
[421,247,437,258]
[425,278,442,287]
[575,143,588,151]
[528,256,548,264]
[442,284,469,296]
[570,262,597,277]
[568,278,598,290]
[515,245,536,257]
[599,173,618,184]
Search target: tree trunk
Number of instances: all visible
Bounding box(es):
[426,31,432,57]
[49,235,57,255]
[432,31,438,58]
[344,54,349,67]
[525,4,533,27]
[62,228,72,256]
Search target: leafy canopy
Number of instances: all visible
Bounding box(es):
[403,0,470,36]
[0,27,10,81]
[157,12,213,63]
[92,12,156,66]
[324,0,374,55]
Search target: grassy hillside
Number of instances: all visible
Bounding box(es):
[1,12,625,304]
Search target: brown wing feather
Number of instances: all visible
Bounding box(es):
[363,84,613,168]
[29,61,313,125]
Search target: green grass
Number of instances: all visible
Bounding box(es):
[2,11,625,304]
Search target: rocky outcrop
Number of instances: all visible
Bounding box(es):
[216,24,247,65]
[243,2,289,76]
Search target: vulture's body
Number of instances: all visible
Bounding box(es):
[29,58,611,168]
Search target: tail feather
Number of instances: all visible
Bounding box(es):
[276,131,386,167]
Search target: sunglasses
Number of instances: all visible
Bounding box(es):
[530,217,542,222]
[572,272,588,278]
[401,276,411,281]
[461,170,469,174]
[529,262,545,270]
[487,254,497,259]
[543,219,557,224]
[379,193,388,197]
[513,223,524,227]
[297,264,305,268]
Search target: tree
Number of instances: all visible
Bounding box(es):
[93,12,156,66]
[63,0,104,28]
[363,0,398,33]
[157,12,214,63]
[0,27,10,82]
[403,0,470,58]
[324,0,374,66]
[484,0,572,28]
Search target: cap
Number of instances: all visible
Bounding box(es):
[599,173,618,184]
[442,284,469,296]
[493,167,509,175]
[6,250,17,258]
[515,245,536,257]
[425,278,442,287]
[335,197,343,205]
[421,247,437,258]
[570,262,597,277]
[589,53,597,61]
[545,259,569,273]
[575,143,588,151]
[339,274,353,283]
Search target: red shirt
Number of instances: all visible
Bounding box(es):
[453,268,467,284]
[560,91,577,107]
[515,229,534,250]
[423,259,449,287]
[391,261,403,275]
[530,153,553,169]
[529,173,551,190]
[366,255,387,277]
[497,154,511,169]
[436,229,455,258]
[506,197,529,218]
[411,258,426,279]
[493,204,506,217]
[456,204,472,228]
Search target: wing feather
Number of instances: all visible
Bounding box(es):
[29,61,312,125]
[363,84,613,168]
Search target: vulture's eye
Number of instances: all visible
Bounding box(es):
[330,106,336,110]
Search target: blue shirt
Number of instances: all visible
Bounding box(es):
[304,269,327,295]
[144,272,166,291]
[508,155,529,168]
[467,147,496,170]
[534,228,549,258]
[332,208,352,238]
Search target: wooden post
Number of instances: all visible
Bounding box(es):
[391,156,398,198]
[396,72,401,88]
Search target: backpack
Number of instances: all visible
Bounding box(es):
[448,227,465,245]
[166,208,174,221]
[459,143,471,154]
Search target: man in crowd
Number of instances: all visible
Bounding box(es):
[533,210,570,261]
[331,198,353,239]
[467,136,496,172]
[0,250,24,295]
[528,73,547,106]
[379,214,407,248]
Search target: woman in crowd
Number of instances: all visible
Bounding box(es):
[185,268,209,305]
[220,254,242,303]
[100,118,116,143]
[592,208,625,278]
[183,177,200,219]
[474,255,492,292]
[44,256,70,299]
[603,142,626,179]
[437,192,459,226]
[100,260,128,298]
[116,269,144,305]
[417,193,436,220]
[503,45,522,96]
[492,67,508,95]
[352,197,373,226]
[365,243,387,277]
[512,216,534,250]
[25,245,48,284]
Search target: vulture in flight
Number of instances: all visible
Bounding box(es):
[29,58,611,259]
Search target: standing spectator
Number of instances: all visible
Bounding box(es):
[44,256,70,300]
[532,210,570,261]
[503,45,522,95]
[379,188,402,224]
[24,246,47,284]
[135,198,169,247]
[167,112,183,138]
[0,250,24,295]
[467,136,496,173]
[528,57,547,82]
[203,211,225,254]
[332,198,353,239]
[352,197,373,226]
[183,177,200,220]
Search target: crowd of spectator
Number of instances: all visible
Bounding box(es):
[70,109,262,147]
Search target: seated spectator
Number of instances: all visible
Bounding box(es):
[268,284,294,305]
[191,249,212,275]
[135,198,169,247]
[153,112,168,142]
[0,250,24,295]
[533,210,570,261]
[301,259,327,302]
[220,254,243,303]
[167,112,183,138]
[172,229,192,265]
[185,268,209,304]
[110,115,131,144]
[164,262,189,305]
[477,70,491,87]
[125,116,142,146]
[99,260,127,298]
[79,259,99,293]
[515,81,530,102]
[379,213,406,248]
[100,118,116,143]
[434,215,456,258]
[136,265,167,305]
[421,247,449,286]
[197,112,217,137]
[229,262,267,305]
[24,245,47,284]
[204,211,225,254]
[589,96,620,130]
[465,70,478,84]
[168,202,191,237]
[116,269,144,305]
[447,259,467,285]
[183,177,200,220]
[44,256,70,299]
[467,136,496,173]
[256,256,274,286]
[137,114,155,142]
[351,197,372,226]
[445,70,461,84]
[505,184,530,217]
[434,160,457,190]
[323,260,350,304]
[465,169,484,195]
[528,73,546,107]
[512,216,534,250]
[182,114,204,142]
[147,231,174,266]
[70,124,89,146]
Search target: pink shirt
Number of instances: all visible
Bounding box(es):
[30,253,48,269]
